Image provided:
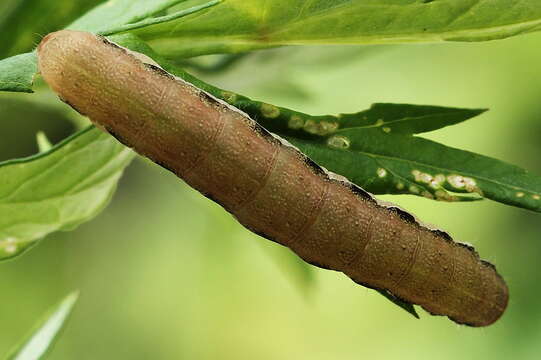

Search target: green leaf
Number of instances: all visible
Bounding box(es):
[129,0,541,57]
[6,292,79,360]
[230,102,486,138]
[336,103,487,135]
[0,52,37,93]
[285,129,541,211]
[0,127,134,261]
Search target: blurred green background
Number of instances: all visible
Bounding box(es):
[1,1,541,359]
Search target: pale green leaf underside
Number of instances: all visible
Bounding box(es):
[3,0,541,92]
[6,292,79,360]
[0,127,134,261]
[132,0,541,57]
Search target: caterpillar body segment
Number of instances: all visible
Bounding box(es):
[37,30,508,327]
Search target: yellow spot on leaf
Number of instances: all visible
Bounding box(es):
[377,168,387,178]
[304,120,339,135]
[412,170,441,188]
[430,174,446,189]
[288,115,304,129]
[447,174,466,189]
[261,103,280,118]
[420,173,433,183]
[1,237,17,255]
[327,135,350,149]
[447,174,479,193]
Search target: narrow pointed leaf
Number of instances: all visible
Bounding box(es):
[36,132,53,153]
[337,103,487,134]
[377,290,419,319]
[6,292,79,360]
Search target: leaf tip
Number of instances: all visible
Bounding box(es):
[36,131,53,152]
[474,108,489,116]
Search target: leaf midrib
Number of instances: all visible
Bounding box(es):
[160,17,541,44]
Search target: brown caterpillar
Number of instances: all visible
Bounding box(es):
[37,30,508,327]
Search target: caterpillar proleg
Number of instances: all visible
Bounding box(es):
[37,30,508,327]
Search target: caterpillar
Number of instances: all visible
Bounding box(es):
[37,30,508,327]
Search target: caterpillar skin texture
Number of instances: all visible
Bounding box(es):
[37,30,508,327]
